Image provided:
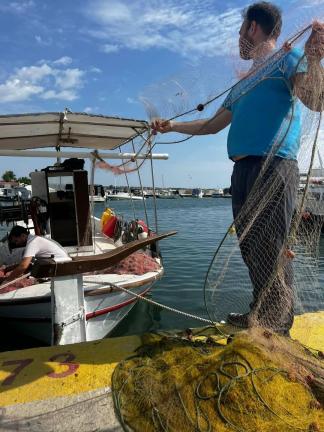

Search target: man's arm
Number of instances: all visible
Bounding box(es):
[293,64,323,112]
[292,22,324,112]
[151,107,232,135]
[2,257,33,284]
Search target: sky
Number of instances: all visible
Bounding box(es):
[0,0,322,188]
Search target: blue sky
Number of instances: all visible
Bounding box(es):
[0,0,322,188]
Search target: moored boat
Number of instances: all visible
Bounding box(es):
[106,190,145,201]
[0,111,174,345]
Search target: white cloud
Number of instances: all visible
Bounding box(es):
[83,0,243,57]
[53,56,73,66]
[102,44,119,54]
[127,97,138,105]
[298,0,324,7]
[35,35,50,46]
[0,1,35,14]
[0,62,86,104]
[54,69,84,90]
[0,79,43,103]
[15,64,53,83]
[41,89,78,101]
[90,67,102,73]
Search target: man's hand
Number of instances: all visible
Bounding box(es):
[305,21,324,62]
[151,119,173,134]
[293,22,324,112]
[0,257,32,285]
[151,108,231,136]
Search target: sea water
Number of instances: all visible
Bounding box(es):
[104,197,233,336]
[97,198,324,337]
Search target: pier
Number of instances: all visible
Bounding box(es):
[1,311,323,431]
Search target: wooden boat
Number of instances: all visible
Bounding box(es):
[0,111,173,345]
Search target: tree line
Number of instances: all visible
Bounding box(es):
[1,170,31,185]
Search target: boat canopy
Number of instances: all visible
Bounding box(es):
[0,112,148,151]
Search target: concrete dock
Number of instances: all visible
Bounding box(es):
[1,312,323,431]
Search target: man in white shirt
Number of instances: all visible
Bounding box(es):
[4,226,71,283]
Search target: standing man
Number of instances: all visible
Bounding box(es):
[3,226,71,284]
[152,2,323,335]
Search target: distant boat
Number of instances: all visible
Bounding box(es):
[179,189,193,198]
[299,175,324,218]
[157,189,179,199]
[89,184,106,203]
[192,188,203,198]
[212,188,224,198]
[106,191,145,201]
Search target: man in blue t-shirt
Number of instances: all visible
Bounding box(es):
[152,2,323,335]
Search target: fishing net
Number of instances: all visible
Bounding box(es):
[202,25,324,338]
[112,328,324,432]
[92,129,154,177]
[110,4,324,431]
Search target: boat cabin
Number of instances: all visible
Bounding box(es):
[31,164,93,252]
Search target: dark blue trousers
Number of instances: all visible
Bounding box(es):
[231,156,299,334]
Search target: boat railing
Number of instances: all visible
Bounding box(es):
[31,231,177,279]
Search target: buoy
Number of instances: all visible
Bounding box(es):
[100,208,114,229]
[102,215,118,238]
[137,220,149,233]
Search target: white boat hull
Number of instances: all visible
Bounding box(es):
[106,192,144,201]
[0,270,162,344]
[91,196,106,203]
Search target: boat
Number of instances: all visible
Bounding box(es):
[299,173,324,216]
[157,189,179,199]
[0,187,31,207]
[179,189,193,198]
[211,188,224,198]
[192,188,203,198]
[0,111,174,346]
[89,184,106,203]
[106,190,145,201]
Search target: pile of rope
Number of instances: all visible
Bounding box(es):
[112,328,324,431]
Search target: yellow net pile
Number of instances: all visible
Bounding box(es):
[112,329,324,432]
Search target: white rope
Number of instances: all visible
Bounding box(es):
[106,282,215,325]
[0,273,215,325]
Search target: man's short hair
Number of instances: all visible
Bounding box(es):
[9,226,28,239]
[243,2,282,39]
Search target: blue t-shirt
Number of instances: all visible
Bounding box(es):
[223,48,305,160]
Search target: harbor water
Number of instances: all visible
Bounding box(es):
[109,196,233,337]
[101,197,324,337]
[1,197,323,349]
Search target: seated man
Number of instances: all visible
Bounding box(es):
[3,226,71,284]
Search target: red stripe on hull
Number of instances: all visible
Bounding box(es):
[86,286,151,320]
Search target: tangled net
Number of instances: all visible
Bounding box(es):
[202,23,324,338]
[112,328,324,432]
